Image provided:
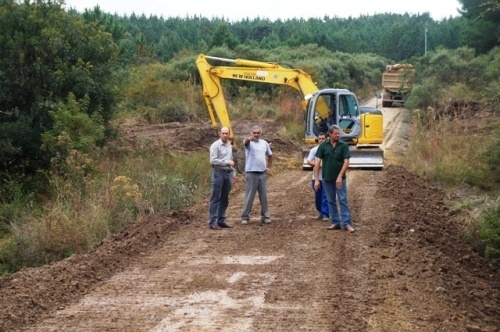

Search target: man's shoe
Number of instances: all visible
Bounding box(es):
[262,219,271,224]
[209,224,222,230]
[322,216,330,222]
[316,214,323,220]
[218,222,232,228]
[241,219,248,225]
[345,225,355,233]
[327,224,341,230]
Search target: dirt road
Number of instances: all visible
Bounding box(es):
[0,106,498,331]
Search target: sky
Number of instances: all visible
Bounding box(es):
[63,0,462,21]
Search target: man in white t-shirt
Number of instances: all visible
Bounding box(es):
[241,125,273,225]
[306,132,329,221]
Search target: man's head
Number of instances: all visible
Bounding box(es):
[317,132,327,143]
[328,125,341,142]
[220,127,230,143]
[250,125,262,141]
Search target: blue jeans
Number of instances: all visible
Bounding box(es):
[208,170,232,226]
[311,180,329,217]
[322,179,351,227]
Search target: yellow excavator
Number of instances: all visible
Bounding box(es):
[195,54,384,170]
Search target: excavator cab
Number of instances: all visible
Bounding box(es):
[305,89,361,142]
[303,89,384,169]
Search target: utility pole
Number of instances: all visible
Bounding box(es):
[424,21,429,55]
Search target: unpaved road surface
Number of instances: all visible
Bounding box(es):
[0,105,499,332]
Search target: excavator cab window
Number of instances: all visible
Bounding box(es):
[327,95,337,128]
[312,94,335,135]
[338,94,359,134]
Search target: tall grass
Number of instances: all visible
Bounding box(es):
[406,115,489,187]
[0,148,211,274]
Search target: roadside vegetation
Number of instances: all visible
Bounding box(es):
[0,0,498,274]
[405,46,500,264]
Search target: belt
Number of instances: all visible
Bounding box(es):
[213,168,233,173]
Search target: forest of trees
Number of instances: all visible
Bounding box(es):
[71,0,499,64]
[77,4,481,64]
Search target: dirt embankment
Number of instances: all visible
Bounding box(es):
[0,107,498,332]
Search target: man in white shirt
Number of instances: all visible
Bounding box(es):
[307,132,329,221]
[241,125,273,225]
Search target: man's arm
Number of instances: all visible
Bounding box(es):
[338,158,350,179]
[306,148,316,167]
[313,158,321,180]
[313,158,321,185]
[336,158,350,189]
[267,155,272,169]
[244,133,258,147]
[337,143,350,182]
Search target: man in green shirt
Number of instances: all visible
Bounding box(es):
[313,125,354,233]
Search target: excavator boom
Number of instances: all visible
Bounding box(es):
[196,54,325,138]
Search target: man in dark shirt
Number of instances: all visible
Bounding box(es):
[313,125,354,233]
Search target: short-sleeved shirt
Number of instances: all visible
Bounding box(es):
[307,145,322,181]
[315,139,351,181]
[244,139,272,172]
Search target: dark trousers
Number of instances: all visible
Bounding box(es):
[208,170,232,225]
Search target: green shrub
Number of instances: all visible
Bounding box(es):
[482,126,500,186]
[405,78,441,110]
[113,150,211,213]
[475,197,500,264]
[121,63,200,123]
[0,180,34,236]
[283,121,304,143]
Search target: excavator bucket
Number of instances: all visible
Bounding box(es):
[348,146,384,169]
